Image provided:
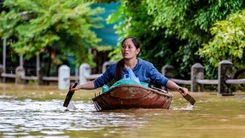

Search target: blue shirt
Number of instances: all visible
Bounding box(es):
[93,58,169,88]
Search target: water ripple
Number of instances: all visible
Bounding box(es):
[0,99,146,137]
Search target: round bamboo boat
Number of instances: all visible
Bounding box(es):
[92,84,173,111]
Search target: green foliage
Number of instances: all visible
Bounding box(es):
[0,0,105,67]
[107,0,244,79]
[199,9,245,68]
[146,0,244,77]
[107,0,180,70]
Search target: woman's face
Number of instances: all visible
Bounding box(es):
[121,38,140,60]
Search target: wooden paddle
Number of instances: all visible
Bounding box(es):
[178,87,196,105]
[63,82,78,107]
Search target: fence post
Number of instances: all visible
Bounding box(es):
[38,68,45,85]
[191,63,204,92]
[161,65,175,78]
[58,65,70,90]
[0,64,3,82]
[15,66,25,84]
[79,63,91,85]
[218,60,233,96]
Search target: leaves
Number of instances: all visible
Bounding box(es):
[0,0,106,66]
[107,0,244,79]
[199,9,245,68]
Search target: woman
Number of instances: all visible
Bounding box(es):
[70,37,188,96]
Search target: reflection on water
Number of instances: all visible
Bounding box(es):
[0,83,245,138]
[0,99,147,137]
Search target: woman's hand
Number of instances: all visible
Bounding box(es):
[178,87,188,96]
[69,83,78,92]
[69,81,95,91]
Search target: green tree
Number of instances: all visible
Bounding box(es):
[199,9,245,69]
[108,0,244,79]
[0,0,105,75]
[146,0,244,76]
[107,0,182,72]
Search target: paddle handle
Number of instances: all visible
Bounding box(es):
[178,87,196,105]
[63,82,78,107]
[178,87,185,93]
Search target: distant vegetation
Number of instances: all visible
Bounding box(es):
[0,0,245,80]
[107,0,245,79]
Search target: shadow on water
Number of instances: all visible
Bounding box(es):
[0,83,245,138]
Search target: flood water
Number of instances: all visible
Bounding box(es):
[0,82,245,138]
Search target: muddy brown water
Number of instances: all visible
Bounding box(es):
[0,83,245,138]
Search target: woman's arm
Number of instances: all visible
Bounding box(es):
[166,80,188,96]
[70,81,95,91]
[70,63,116,92]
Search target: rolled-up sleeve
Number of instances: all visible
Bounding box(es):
[93,65,115,88]
[148,63,169,86]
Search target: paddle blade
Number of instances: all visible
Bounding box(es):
[63,82,78,107]
[183,94,196,105]
[179,87,196,105]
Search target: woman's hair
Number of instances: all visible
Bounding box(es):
[121,37,140,49]
[115,37,140,81]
